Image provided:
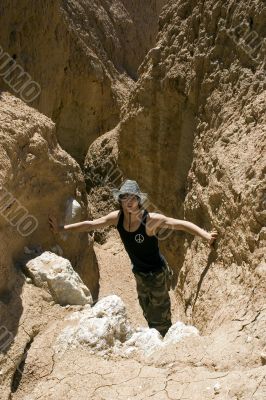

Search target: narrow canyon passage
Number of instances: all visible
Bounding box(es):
[0,0,265,398]
[94,229,180,329]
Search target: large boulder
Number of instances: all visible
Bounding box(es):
[25,252,93,306]
[54,295,133,355]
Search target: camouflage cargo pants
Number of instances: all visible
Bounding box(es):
[133,266,172,337]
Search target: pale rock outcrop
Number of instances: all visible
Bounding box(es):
[25,252,93,306]
[64,197,83,225]
[163,321,199,345]
[54,294,199,357]
[121,321,199,357]
[54,295,133,355]
[122,327,163,356]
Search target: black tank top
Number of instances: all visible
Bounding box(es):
[116,208,166,272]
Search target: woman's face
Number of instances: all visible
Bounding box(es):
[119,193,140,213]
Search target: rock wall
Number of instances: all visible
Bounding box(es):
[62,0,168,80]
[0,92,99,299]
[114,0,266,333]
[0,0,166,163]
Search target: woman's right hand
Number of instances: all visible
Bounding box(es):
[48,215,61,233]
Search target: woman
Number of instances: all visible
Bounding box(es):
[49,179,218,337]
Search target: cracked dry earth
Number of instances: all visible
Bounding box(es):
[4,229,265,400]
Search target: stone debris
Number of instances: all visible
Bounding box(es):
[121,321,199,357]
[122,327,163,356]
[54,295,199,358]
[25,251,93,306]
[213,382,221,393]
[163,321,199,345]
[54,295,133,355]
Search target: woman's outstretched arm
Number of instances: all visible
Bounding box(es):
[148,213,218,246]
[48,210,119,233]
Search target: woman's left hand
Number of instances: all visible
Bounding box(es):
[208,229,218,247]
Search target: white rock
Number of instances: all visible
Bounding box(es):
[122,327,162,356]
[55,295,132,355]
[213,382,221,393]
[92,295,127,318]
[64,197,82,225]
[54,295,199,358]
[163,321,199,345]
[25,251,92,306]
[60,197,83,241]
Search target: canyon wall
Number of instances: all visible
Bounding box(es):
[0,0,166,163]
[115,0,266,332]
[0,92,99,299]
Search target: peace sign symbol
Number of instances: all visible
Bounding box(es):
[135,234,144,243]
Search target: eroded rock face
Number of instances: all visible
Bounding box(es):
[62,0,168,80]
[0,0,167,163]
[84,127,122,236]
[114,0,266,335]
[0,92,98,299]
[25,252,93,306]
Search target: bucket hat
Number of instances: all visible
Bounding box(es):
[112,180,147,204]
